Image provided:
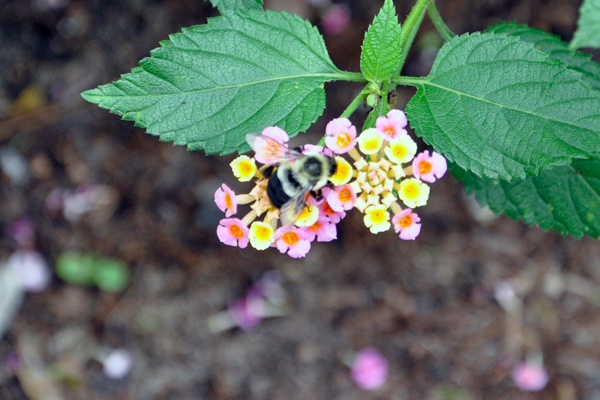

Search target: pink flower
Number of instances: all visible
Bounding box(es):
[217,218,249,248]
[229,292,263,331]
[252,127,289,165]
[326,184,356,212]
[274,226,311,258]
[512,361,549,392]
[304,217,337,242]
[351,348,389,391]
[412,151,447,183]
[392,209,421,240]
[325,118,357,154]
[214,183,237,217]
[376,109,407,141]
[318,200,346,224]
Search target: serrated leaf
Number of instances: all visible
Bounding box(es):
[82,10,341,155]
[360,0,402,83]
[571,0,600,49]
[405,32,600,181]
[486,22,600,90]
[209,0,263,15]
[452,156,600,238]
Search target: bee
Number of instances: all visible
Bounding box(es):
[246,133,337,226]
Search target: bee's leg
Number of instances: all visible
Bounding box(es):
[311,190,324,202]
[292,146,304,153]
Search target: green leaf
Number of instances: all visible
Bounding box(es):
[571,0,600,49]
[452,156,600,239]
[93,258,129,293]
[82,10,342,155]
[55,252,95,286]
[209,0,263,15]
[360,0,402,83]
[405,32,600,181]
[486,22,600,90]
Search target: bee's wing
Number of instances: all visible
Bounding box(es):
[246,133,301,162]
[279,187,312,227]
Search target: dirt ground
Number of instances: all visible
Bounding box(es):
[1,0,600,399]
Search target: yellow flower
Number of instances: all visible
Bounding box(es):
[249,221,274,250]
[357,128,383,155]
[397,178,430,208]
[329,157,353,186]
[230,155,257,182]
[363,204,391,234]
[384,136,417,164]
[295,205,319,227]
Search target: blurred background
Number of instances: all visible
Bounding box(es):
[1,0,599,399]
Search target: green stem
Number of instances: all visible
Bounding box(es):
[328,71,367,82]
[427,2,454,42]
[340,86,369,119]
[395,0,432,76]
[316,85,370,146]
[391,76,425,86]
[379,80,389,116]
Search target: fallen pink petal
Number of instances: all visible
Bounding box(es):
[512,361,549,392]
[350,348,389,391]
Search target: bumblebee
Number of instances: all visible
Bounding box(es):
[246,133,337,226]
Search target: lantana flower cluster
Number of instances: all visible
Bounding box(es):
[215,109,447,258]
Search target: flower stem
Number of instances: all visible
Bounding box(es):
[427,2,454,42]
[340,87,370,119]
[317,85,370,147]
[390,76,424,87]
[390,201,402,215]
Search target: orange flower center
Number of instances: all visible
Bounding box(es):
[229,224,244,238]
[225,193,233,209]
[266,142,280,156]
[322,202,334,215]
[337,132,351,148]
[283,232,299,245]
[339,189,351,202]
[384,126,396,138]
[419,160,432,174]
[309,222,321,232]
[399,215,412,228]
